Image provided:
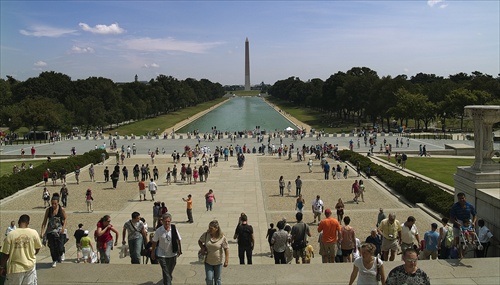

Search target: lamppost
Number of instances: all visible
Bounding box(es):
[8,118,11,145]
[442,112,446,136]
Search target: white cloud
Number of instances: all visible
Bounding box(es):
[33,61,47,67]
[143,63,160,68]
[427,0,448,8]
[70,46,95,54]
[20,25,77,37]
[79,22,125,35]
[123,37,223,54]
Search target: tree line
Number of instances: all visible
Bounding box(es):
[0,72,225,135]
[1,67,498,136]
[268,67,500,131]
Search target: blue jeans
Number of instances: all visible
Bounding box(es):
[157,256,177,285]
[204,263,222,285]
[206,200,213,211]
[128,236,143,264]
[98,240,113,264]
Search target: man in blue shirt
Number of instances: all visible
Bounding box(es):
[450,192,476,258]
[323,161,330,180]
[423,223,439,260]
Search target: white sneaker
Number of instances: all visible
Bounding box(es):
[61,253,65,261]
[52,262,57,268]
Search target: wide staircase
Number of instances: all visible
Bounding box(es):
[36,258,500,285]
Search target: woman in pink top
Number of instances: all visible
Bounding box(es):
[205,189,216,211]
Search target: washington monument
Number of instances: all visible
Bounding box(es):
[245,37,250,91]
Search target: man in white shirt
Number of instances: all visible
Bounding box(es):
[400,216,420,254]
[312,195,324,224]
[151,213,182,285]
[148,178,158,201]
[476,219,498,258]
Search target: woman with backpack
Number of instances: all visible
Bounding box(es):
[438,217,452,259]
[42,187,50,208]
[85,188,94,213]
[41,193,67,268]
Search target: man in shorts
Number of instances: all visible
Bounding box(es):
[312,195,323,224]
[291,212,311,264]
[73,223,85,263]
[317,209,341,263]
[138,179,146,201]
[378,212,401,261]
[148,178,158,201]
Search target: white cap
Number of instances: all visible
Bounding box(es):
[84,230,89,235]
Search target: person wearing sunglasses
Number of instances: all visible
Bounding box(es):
[385,248,430,285]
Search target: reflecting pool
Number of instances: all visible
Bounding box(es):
[178,97,294,133]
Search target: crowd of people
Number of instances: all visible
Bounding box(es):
[1,135,498,285]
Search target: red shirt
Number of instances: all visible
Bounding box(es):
[96,221,113,244]
[138,181,146,190]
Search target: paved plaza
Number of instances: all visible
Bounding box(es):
[1,133,499,284]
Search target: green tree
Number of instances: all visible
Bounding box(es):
[444,88,491,130]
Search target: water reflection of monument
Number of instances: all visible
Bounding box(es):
[178,97,293,133]
[454,105,500,256]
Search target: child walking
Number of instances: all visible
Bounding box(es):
[80,230,95,263]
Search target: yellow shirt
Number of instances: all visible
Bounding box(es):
[80,236,92,248]
[378,218,401,240]
[1,228,42,274]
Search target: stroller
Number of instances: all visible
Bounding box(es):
[459,222,482,256]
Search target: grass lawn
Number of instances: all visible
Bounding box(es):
[1,160,46,177]
[112,98,228,135]
[393,157,476,187]
[266,97,354,133]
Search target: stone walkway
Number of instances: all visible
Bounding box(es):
[3,151,438,266]
[1,100,498,284]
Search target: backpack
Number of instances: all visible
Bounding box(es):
[444,226,454,248]
[237,224,253,246]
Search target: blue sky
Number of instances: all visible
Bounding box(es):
[1,1,498,85]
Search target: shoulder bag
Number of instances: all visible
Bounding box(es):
[198,232,208,262]
[376,256,381,282]
[292,223,307,250]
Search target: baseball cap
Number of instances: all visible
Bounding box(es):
[325,208,332,215]
[84,230,89,235]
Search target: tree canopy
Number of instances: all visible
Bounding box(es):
[0,72,224,135]
[268,67,500,131]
